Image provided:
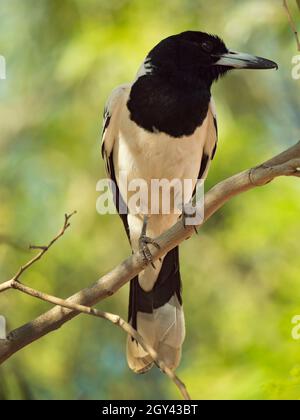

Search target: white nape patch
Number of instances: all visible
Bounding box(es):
[136,58,153,79]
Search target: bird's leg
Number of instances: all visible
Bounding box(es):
[138,215,161,269]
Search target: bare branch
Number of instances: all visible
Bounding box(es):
[283,0,300,51]
[28,245,48,251]
[9,211,76,285]
[0,142,300,396]
[6,280,190,400]
[0,145,299,351]
[0,210,189,399]
[0,280,13,293]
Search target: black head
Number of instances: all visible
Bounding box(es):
[143,31,278,88]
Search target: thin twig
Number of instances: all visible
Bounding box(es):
[0,210,190,399]
[10,211,76,284]
[283,0,300,51]
[29,245,48,251]
[0,212,76,294]
[7,280,190,400]
[0,212,75,293]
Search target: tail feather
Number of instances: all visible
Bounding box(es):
[127,246,185,373]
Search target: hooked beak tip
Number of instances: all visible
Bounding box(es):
[259,59,278,70]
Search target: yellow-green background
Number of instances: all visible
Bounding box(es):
[0,0,300,400]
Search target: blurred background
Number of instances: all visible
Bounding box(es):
[0,0,300,400]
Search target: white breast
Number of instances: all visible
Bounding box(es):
[113,91,209,207]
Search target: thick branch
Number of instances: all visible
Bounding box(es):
[0,142,299,367]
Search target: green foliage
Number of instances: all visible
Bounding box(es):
[0,0,300,400]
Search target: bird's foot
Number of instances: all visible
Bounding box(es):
[139,235,160,269]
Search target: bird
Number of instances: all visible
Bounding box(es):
[101,31,278,374]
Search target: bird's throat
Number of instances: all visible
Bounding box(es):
[127,75,211,138]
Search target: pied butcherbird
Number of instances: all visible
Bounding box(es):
[101,31,278,373]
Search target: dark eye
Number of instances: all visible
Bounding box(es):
[201,41,213,53]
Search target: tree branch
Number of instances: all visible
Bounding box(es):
[4,280,190,400]
[0,211,76,294]
[0,211,190,399]
[283,0,300,51]
[0,141,299,394]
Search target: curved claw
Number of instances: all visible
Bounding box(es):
[139,235,160,269]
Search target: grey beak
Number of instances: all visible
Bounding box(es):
[214,50,278,70]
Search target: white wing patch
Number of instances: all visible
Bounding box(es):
[101,84,130,176]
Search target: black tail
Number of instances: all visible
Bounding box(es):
[127,247,185,373]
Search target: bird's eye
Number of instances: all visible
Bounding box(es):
[201,41,213,53]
